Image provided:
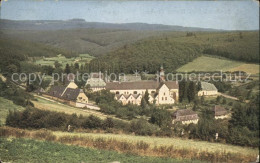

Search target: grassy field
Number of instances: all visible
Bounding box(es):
[0,138,196,163]
[177,56,259,74]
[53,130,258,156]
[32,96,107,119]
[34,54,94,68]
[32,96,128,122]
[0,127,257,162]
[0,97,25,125]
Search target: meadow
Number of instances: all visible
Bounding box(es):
[32,96,107,119]
[32,96,128,123]
[177,56,259,74]
[0,97,25,125]
[0,126,257,162]
[33,54,95,68]
[0,138,195,163]
[54,130,258,156]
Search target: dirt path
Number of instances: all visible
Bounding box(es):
[217,92,238,101]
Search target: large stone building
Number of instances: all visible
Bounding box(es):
[106,81,178,105]
[106,80,179,105]
[172,109,199,125]
[106,66,179,105]
[198,82,218,96]
[85,72,106,92]
[44,81,89,108]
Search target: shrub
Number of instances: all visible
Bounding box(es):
[32,129,56,141]
[130,118,158,136]
[83,115,102,129]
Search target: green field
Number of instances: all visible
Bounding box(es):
[0,97,25,125]
[0,138,196,163]
[34,54,95,68]
[177,56,259,74]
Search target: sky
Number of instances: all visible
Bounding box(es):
[0,0,259,30]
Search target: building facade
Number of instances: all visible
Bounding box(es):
[106,80,179,105]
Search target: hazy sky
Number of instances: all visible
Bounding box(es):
[0,0,259,30]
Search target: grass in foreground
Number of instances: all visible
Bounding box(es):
[54,130,258,156]
[1,127,256,162]
[0,97,25,125]
[0,138,196,163]
[177,56,259,74]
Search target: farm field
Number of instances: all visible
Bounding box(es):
[0,97,25,125]
[0,138,195,163]
[33,54,95,68]
[177,56,259,74]
[53,130,258,156]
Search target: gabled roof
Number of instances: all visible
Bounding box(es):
[86,78,106,87]
[201,82,217,91]
[90,72,103,79]
[106,81,178,90]
[61,88,81,101]
[173,109,197,117]
[172,109,199,121]
[119,75,142,82]
[47,86,66,98]
[212,105,228,116]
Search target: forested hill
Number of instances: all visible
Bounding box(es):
[0,19,218,31]
[0,38,72,75]
[89,31,259,73]
[89,38,202,73]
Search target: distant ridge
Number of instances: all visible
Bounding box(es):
[0,19,221,31]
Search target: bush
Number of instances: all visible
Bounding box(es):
[83,115,102,129]
[32,129,56,141]
[130,118,158,136]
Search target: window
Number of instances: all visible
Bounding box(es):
[151,91,155,93]
[116,91,119,94]
[165,97,167,100]
[164,92,166,96]
[134,91,137,94]
[162,97,164,100]
[79,97,82,100]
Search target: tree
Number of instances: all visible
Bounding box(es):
[216,96,222,103]
[74,63,79,70]
[102,117,114,129]
[83,115,102,129]
[222,98,227,104]
[64,64,70,74]
[150,109,171,127]
[54,61,62,69]
[144,89,149,104]
[187,81,197,103]
[200,96,205,105]
[140,98,147,109]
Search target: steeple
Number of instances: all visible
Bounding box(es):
[159,65,165,82]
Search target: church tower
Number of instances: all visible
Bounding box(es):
[159,65,165,82]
